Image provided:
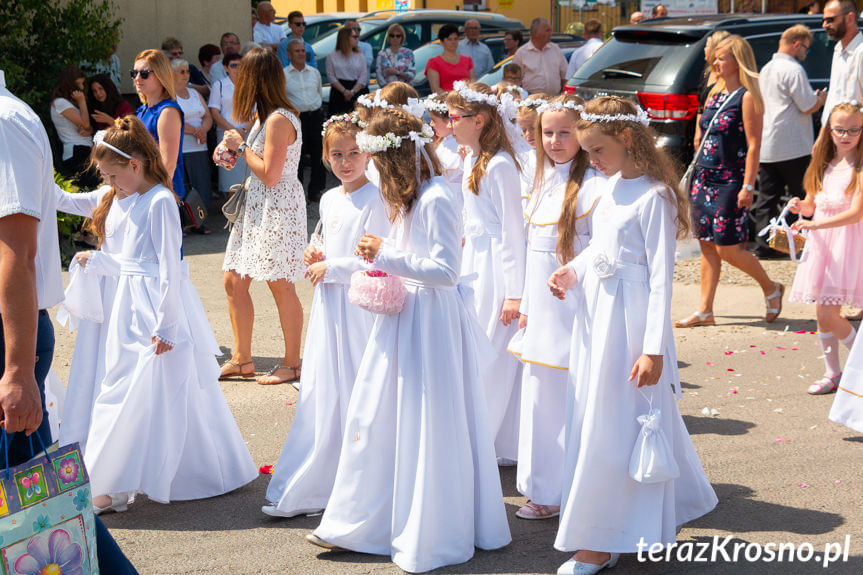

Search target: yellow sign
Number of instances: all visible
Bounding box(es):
[499,0,514,8]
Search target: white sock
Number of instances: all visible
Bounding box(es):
[819,331,841,376]
[840,326,857,349]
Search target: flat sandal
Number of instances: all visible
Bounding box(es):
[219,360,255,380]
[257,363,302,386]
[674,312,715,328]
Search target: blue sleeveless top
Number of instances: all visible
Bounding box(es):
[137,98,186,199]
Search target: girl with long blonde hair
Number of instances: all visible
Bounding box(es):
[309,108,511,572]
[447,81,526,463]
[678,34,781,329]
[548,96,716,574]
[508,94,606,521]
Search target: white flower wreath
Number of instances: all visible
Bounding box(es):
[580,106,650,127]
[518,98,547,109]
[536,100,585,114]
[321,112,367,137]
[355,124,435,153]
[424,95,449,115]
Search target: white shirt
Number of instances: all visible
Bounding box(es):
[565,37,603,80]
[0,70,64,310]
[759,52,819,163]
[210,62,228,83]
[458,38,494,78]
[284,63,322,112]
[176,90,208,153]
[254,22,287,46]
[50,98,92,160]
[208,77,244,135]
[822,31,863,125]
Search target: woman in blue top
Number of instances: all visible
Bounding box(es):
[133,49,186,199]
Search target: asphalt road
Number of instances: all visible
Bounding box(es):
[49,224,863,575]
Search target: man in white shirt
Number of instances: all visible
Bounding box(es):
[565,19,603,80]
[754,25,827,258]
[253,1,286,50]
[284,40,326,201]
[458,19,494,78]
[513,18,568,95]
[821,0,863,125]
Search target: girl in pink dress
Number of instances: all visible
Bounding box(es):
[788,102,863,395]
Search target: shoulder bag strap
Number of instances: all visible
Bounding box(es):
[693,87,743,163]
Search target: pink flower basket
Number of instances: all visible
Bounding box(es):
[348,270,407,315]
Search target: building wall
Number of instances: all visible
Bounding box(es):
[114,0,250,93]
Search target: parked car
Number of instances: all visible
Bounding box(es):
[277,12,366,44]
[477,39,585,92]
[313,10,523,84]
[564,14,835,164]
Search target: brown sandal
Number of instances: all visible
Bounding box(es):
[219,360,255,380]
[257,363,302,386]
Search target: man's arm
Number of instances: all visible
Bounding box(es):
[0,213,42,434]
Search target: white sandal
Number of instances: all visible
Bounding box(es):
[674,311,715,328]
[765,283,784,323]
[808,374,841,395]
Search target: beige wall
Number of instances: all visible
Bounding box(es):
[114,0,250,94]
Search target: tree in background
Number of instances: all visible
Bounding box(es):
[0,0,122,123]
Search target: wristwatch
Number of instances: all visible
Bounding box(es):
[237,142,247,155]
[743,184,754,192]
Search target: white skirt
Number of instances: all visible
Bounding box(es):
[829,336,863,432]
[265,283,375,515]
[84,271,257,502]
[313,283,511,573]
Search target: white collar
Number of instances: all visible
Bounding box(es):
[286,63,308,73]
[839,31,863,54]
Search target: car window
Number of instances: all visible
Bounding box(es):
[745,33,782,69]
[572,35,703,90]
[412,43,444,85]
[801,30,833,82]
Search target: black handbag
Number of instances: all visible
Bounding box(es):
[180,186,208,229]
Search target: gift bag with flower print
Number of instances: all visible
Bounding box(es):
[0,431,98,574]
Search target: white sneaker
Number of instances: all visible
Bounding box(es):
[557,553,619,575]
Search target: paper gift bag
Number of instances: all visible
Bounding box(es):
[0,432,99,574]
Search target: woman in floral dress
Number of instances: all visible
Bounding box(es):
[677,35,783,328]
[376,24,416,87]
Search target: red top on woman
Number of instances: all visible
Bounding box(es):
[426,55,474,91]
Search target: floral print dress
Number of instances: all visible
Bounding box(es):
[375,47,416,86]
[690,89,749,245]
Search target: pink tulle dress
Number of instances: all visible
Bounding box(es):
[789,161,863,307]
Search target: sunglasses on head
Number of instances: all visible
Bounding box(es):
[129,69,153,79]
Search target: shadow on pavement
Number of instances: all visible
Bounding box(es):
[683,415,756,436]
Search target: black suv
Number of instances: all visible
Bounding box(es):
[564,14,835,164]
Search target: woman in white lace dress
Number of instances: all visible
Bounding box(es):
[219,48,307,385]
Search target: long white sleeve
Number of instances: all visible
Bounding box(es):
[324,197,391,285]
[639,189,676,356]
[55,184,108,217]
[374,186,460,287]
[148,192,184,346]
[487,156,526,299]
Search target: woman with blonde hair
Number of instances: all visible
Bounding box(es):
[696,30,730,115]
[133,48,186,199]
[376,23,416,87]
[219,48,307,385]
[327,26,368,115]
[677,34,783,328]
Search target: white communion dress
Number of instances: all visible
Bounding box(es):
[461,150,527,461]
[82,184,257,502]
[265,182,390,515]
[508,163,604,506]
[313,177,511,573]
[555,174,718,552]
[830,335,863,432]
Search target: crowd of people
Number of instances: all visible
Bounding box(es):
[2,3,863,574]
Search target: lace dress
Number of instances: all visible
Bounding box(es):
[223,109,307,281]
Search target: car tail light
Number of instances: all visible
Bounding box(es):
[563,84,576,95]
[636,92,699,121]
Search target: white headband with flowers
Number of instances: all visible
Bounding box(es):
[536,100,585,114]
[452,81,529,153]
[580,106,650,127]
[356,123,437,184]
[93,130,132,159]
[357,92,425,118]
[424,95,449,115]
[518,98,547,109]
[321,112,367,137]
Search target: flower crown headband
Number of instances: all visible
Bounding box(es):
[536,100,585,114]
[579,105,650,127]
[356,123,437,186]
[321,112,367,137]
[357,92,425,118]
[452,81,530,154]
[93,130,132,160]
[424,95,449,116]
[518,98,547,109]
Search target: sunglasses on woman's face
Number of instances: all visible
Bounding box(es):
[390,34,403,38]
[130,69,153,79]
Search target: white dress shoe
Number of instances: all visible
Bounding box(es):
[557,553,619,575]
[262,504,324,518]
[94,493,130,516]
